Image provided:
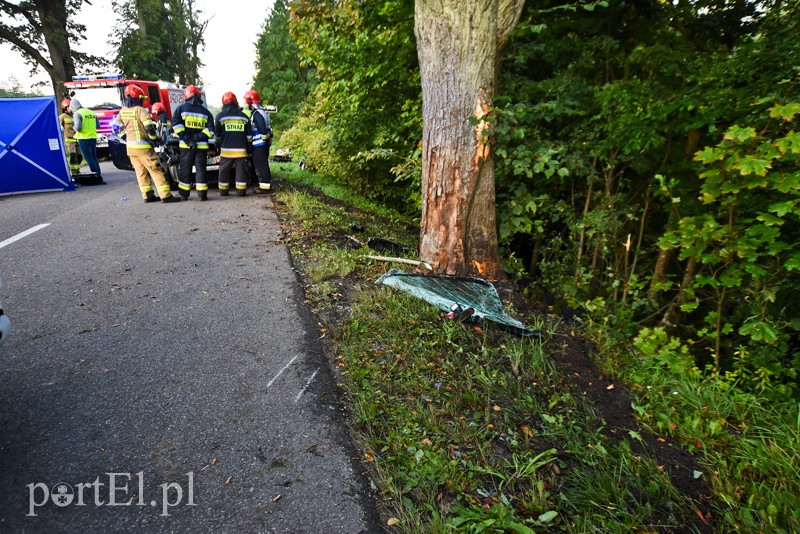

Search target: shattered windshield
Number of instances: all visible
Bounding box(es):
[67,86,124,110]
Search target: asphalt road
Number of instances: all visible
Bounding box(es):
[0,162,383,533]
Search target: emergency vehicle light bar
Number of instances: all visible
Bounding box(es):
[71,73,124,81]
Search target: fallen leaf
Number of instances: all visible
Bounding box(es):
[521,425,533,438]
[387,518,399,526]
[493,405,502,412]
[420,438,432,446]
[210,457,217,465]
[606,384,615,390]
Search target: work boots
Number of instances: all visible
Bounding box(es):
[198,190,208,201]
[144,191,158,203]
[161,195,180,204]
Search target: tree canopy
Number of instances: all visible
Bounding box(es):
[111,0,206,84]
[0,0,104,96]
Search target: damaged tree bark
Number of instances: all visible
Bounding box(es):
[415,0,524,280]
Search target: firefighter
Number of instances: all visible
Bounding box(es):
[243,89,273,193]
[152,102,171,143]
[171,84,215,201]
[58,98,82,177]
[71,99,104,180]
[215,91,252,197]
[112,84,180,204]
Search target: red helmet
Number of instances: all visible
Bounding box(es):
[152,102,166,114]
[183,84,201,101]
[61,98,71,110]
[244,89,261,105]
[124,84,146,100]
[222,91,238,106]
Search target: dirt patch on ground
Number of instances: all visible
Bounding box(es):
[554,332,715,532]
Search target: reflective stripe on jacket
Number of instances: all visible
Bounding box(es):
[215,105,252,158]
[113,106,157,153]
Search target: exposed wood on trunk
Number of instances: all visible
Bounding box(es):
[415,0,524,280]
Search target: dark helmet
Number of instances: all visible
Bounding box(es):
[183,84,202,102]
[222,91,238,106]
[244,89,261,105]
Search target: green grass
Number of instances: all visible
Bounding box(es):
[271,162,799,533]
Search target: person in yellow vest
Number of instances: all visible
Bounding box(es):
[58,98,82,177]
[111,84,180,203]
[70,98,104,180]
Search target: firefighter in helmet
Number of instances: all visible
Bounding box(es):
[243,89,272,193]
[151,102,171,144]
[59,98,82,177]
[112,84,180,203]
[171,84,215,201]
[215,91,252,197]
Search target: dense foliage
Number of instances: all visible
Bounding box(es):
[251,0,316,133]
[494,0,800,397]
[282,0,421,210]
[111,0,206,84]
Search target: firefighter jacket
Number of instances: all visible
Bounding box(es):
[214,104,252,159]
[59,112,77,143]
[112,105,159,154]
[172,101,215,150]
[250,106,272,148]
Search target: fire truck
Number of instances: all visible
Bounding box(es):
[64,74,186,156]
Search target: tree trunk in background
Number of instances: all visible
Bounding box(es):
[39,0,77,98]
[415,0,524,279]
[0,0,78,97]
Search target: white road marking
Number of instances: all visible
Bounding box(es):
[0,224,50,250]
[266,354,299,388]
[295,368,320,403]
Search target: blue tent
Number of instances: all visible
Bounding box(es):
[0,97,74,196]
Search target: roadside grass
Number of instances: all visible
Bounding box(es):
[606,329,800,532]
[270,163,797,532]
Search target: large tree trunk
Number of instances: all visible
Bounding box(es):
[415,0,524,280]
[0,0,77,97]
[37,0,76,98]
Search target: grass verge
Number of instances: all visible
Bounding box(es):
[270,162,797,533]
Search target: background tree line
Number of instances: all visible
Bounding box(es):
[252,0,799,400]
[0,0,206,98]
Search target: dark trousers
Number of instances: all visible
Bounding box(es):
[252,145,272,185]
[178,148,208,192]
[77,138,101,175]
[219,158,248,190]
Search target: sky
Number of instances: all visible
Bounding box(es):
[1,0,276,107]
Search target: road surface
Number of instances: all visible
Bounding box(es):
[0,162,383,533]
